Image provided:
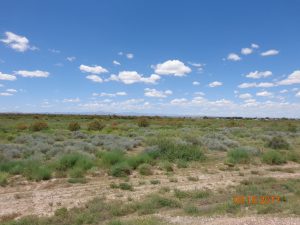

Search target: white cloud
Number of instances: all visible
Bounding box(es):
[227,53,241,61]
[79,64,108,74]
[153,60,191,76]
[113,60,121,66]
[1,31,37,52]
[241,48,253,55]
[279,89,288,94]
[15,70,49,78]
[251,43,259,49]
[126,53,134,59]
[63,98,80,103]
[246,70,272,79]
[170,98,188,105]
[256,91,273,97]
[238,82,275,88]
[188,62,204,73]
[192,81,200,86]
[49,49,60,53]
[276,70,300,85]
[0,92,13,96]
[66,56,76,62]
[6,88,17,93]
[261,49,279,56]
[94,92,127,97]
[0,72,17,81]
[86,75,103,83]
[194,91,205,96]
[239,93,252,99]
[296,91,300,97]
[144,88,172,98]
[209,81,223,87]
[111,71,160,84]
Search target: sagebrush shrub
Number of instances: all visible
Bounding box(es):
[88,120,105,131]
[68,122,81,131]
[30,121,49,131]
[267,136,290,149]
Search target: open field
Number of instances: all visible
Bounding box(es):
[0,114,300,225]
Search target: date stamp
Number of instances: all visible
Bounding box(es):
[233,195,282,205]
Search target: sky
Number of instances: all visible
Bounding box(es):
[0,0,300,118]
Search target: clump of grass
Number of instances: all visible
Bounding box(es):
[262,150,287,165]
[184,205,199,215]
[118,182,134,191]
[68,122,81,131]
[176,159,188,168]
[187,176,199,181]
[158,161,173,172]
[174,189,210,199]
[87,119,105,131]
[137,117,149,127]
[226,148,250,164]
[267,136,290,150]
[101,150,125,166]
[150,180,160,185]
[0,172,9,186]
[148,138,205,162]
[110,162,132,177]
[169,177,178,182]
[138,163,153,176]
[126,153,153,169]
[30,121,49,131]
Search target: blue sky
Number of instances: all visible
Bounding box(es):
[0,0,300,117]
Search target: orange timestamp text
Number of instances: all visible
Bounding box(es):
[233,195,283,205]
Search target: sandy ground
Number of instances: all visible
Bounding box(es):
[0,162,300,223]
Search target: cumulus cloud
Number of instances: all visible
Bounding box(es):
[113,60,121,66]
[144,88,172,98]
[251,43,259,49]
[79,64,108,74]
[296,91,300,97]
[245,70,272,79]
[153,60,191,76]
[6,89,17,93]
[15,70,49,78]
[192,81,200,86]
[0,92,13,96]
[170,98,188,105]
[110,71,161,84]
[261,49,279,56]
[239,93,252,99]
[94,92,127,97]
[66,56,76,62]
[276,70,300,85]
[0,72,17,81]
[227,53,241,61]
[188,62,204,73]
[126,53,134,59]
[209,81,223,87]
[238,82,275,88]
[86,75,103,83]
[256,91,273,97]
[241,48,253,55]
[280,89,288,94]
[1,31,37,52]
[63,98,80,103]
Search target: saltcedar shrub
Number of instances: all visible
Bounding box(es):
[87,120,105,131]
[30,121,49,131]
[68,122,81,131]
[16,123,28,131]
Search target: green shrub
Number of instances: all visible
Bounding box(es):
[267,136,290,149]
[101,150,125,166]
[110,162,132,177]
[148,138,205,162]
[30,121,49,131]
[262,150,287,165]
[119,182,134,191]
[126,153,153,169]
[176,159,188,168]
[87,120,105,131]
[69,167,85,178]
[0,172,9,186]
[23,162,52,181]
[56,153,94,171]
[138,163,153,175]
[226,148,250,164]
[287,123,297,133]
[68,122,81,131]
[137,118,150,127]
[158,161,173,172]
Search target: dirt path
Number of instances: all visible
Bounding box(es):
[1,162,300,220]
